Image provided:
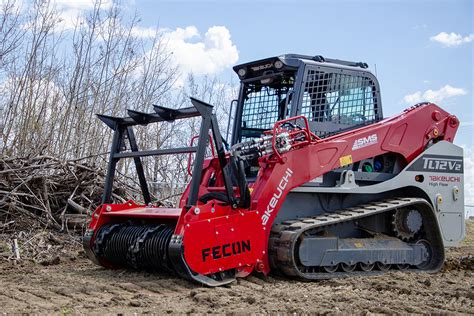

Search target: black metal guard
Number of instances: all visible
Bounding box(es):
[99,97,237,208]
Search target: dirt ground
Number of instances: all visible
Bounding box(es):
[0,221,472,314]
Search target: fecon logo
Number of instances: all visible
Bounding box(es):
[262,168,293,225]
[201,240,251,262]
[407,154,463,174]
[352,134,378,150]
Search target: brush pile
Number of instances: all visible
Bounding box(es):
[0,155,134,233]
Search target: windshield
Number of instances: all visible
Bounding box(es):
[299,69,378,137]
[239,75,294,140]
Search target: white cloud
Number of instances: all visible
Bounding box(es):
[430,32,474,47]
[130,26,157,38]
[53,0,111,10]
[51,0,112,32]
[128,25,239,86]
[162,25,239,78]
[402,85,467,105]
[0,0,22,8]
[55,8,85,31]
[49,1,240,77]
[22,0,240,79]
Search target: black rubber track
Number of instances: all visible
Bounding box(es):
[269,197,445,280]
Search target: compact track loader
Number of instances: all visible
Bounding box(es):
[84,54,465,286]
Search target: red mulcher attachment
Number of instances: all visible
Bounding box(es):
[83,98,245,286]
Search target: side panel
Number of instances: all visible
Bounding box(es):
[182,210,265,275]
[406,143,464,245]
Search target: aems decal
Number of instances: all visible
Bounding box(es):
[201,240,251,262]
[352,134,378,150]
[408,154,463,174]
[262,168,293,225]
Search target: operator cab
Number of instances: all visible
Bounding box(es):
[230,54,383,145]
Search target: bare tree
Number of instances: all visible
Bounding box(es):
[0,0,237,216]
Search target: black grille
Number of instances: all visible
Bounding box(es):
[241,85,292,133]
[301,70,378,137]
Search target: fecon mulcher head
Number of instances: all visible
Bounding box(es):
[84,54,465,286]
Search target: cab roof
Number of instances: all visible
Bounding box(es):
[233,54,370,79]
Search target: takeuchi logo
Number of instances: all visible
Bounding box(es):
[262,168,293,225]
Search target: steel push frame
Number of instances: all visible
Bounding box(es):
[98,97,237,209]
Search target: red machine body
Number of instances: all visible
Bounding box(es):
[86,103,459,278]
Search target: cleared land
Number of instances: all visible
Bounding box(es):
[0,221,472,314]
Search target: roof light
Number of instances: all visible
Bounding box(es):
[274,60,284,69]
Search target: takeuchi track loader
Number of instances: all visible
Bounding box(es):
[84,54,465,286]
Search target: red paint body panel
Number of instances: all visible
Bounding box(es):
[182,210,266,275]
[88,103,459,277]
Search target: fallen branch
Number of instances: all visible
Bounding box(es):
[67,198,87,214]
[0,156,140,232]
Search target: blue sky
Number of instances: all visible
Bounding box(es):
[133,0,473,145]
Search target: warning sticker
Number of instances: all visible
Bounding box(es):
[339,155,353,167]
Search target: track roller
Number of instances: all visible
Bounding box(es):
[322,264,338,273]
[376,262,391,271]
[359,262,375,272]
[341,263,356,272]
